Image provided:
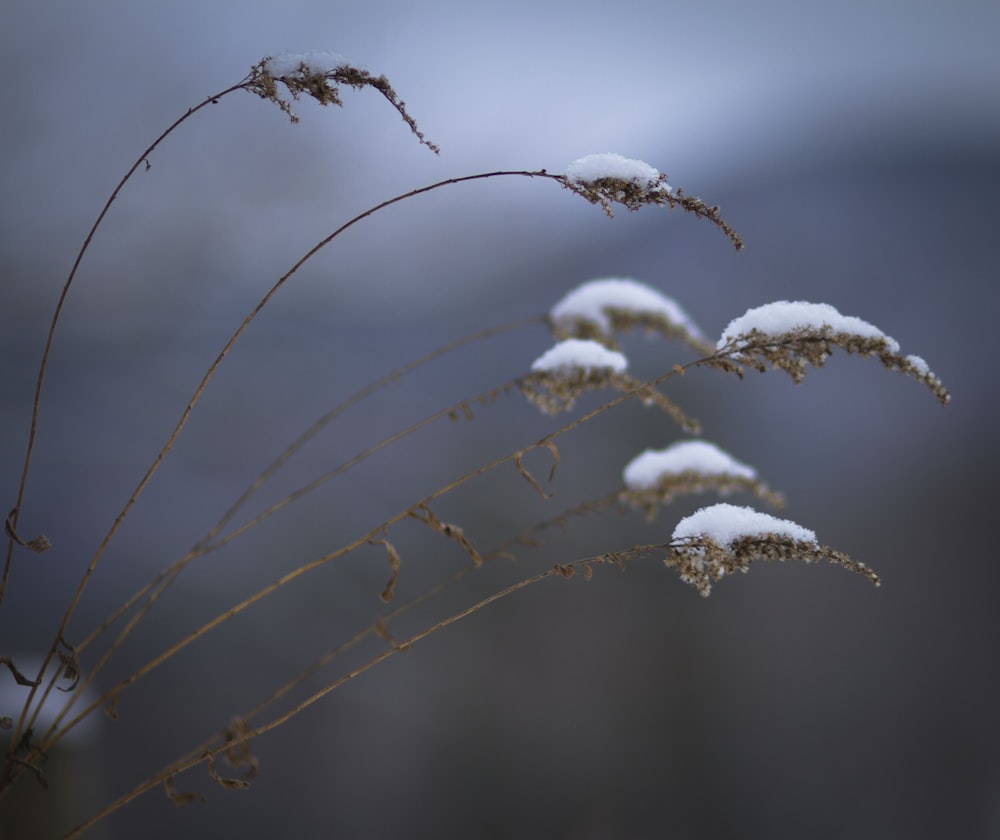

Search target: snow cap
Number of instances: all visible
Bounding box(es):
[672,503,817,547]
[530,339,628,374]
[566,153,667,191]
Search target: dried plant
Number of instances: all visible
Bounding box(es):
[0,52,949,838]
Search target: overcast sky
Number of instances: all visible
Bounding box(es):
[2,0,998,325]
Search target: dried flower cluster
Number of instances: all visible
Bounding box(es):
[619,441,778,520]
[519,367,699,432]
[520,338,698,429]
[548,277,714,355]
[559,154,743,249]
[556,307,714,354]
[708,301,951,405]
[714,327,951,404]
[246,54,439,152]
[621,470,783,522]
[664,532,881,596]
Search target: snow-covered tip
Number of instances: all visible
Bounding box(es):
[620,441,781,519]
[718,301,897,352]
[263,51,349,79]
[247,53,439,152]
[624,441,756,490]
[664,502,880,596]
[712,300,950,404]
[549,278,712,353]
[566,153,667,192]
[521,340,698,429]
[563,153,671,217]
[672,503,814,546]
[560,155,743,249]
[530,339,628,374]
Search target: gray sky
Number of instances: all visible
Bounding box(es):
[3,0,998,325]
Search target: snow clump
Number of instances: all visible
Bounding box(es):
[624,441,756,491]
[264,51,348,78]
[566,154,668,192]
[717,301,899,352]
[672,503,816,547]
[530,339,628,374]
[550,278,704,340]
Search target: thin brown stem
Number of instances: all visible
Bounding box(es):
[63,556,600,839]
[0,79,252,610]
[58,170,560,646]
[14,170,557,754]
[197,315,543,551]
[43,357,696,755]
[44,372,529,748]
[71,315,542,659]
[0,77,254,788]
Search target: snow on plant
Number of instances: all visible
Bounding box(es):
[262,50,349,78]
[620,440,783,519]
[549,277,712,354]
[530,338,629,374]
[566,153,668,192]
[520,339,698,429]
[664,503,881,596]
[562,153,743,249]
[712,300,950,404]
[247,52,440,151]
[0,49,950,837]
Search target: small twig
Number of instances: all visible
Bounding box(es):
[42,357,696,759]
[62,554,608,838]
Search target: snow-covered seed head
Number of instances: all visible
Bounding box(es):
[563,153,671,215]
[560,154,743,250]
[530,338,628,375]
[619,441,783,520]
[710,300,950,404]
[247,53,439,152]
[664,503,880,596]
[549,278,714,355]
[520,339,630,415]
[519,340,699,430]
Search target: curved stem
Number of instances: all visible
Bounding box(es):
[0,78,252,610]
[195,314,544,551]
[0,78,253,788]
[41,169,556,669]
[72,316,542,658]
[56,169,560,651]
[44,356,697,753]
[48,369,533,749]
[63,554,601,839]
[24,171,559,756]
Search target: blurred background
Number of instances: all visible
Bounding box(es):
[1,1,998,838]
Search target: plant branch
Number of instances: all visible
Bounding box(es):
[42,356,696,756]
[71,315,542,658]
[62,553,606,839]
[1,76,256,779]
[0,78,253,609]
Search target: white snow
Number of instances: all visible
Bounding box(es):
[905,354,929,374]
[264,51,348,78]
[0,658,101,743]
[672,503,816,546]
[550,278,705,339]
[530,339,628,374]
[565,153,667,191]
[623,441,756,490]
[717,301,900,353]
